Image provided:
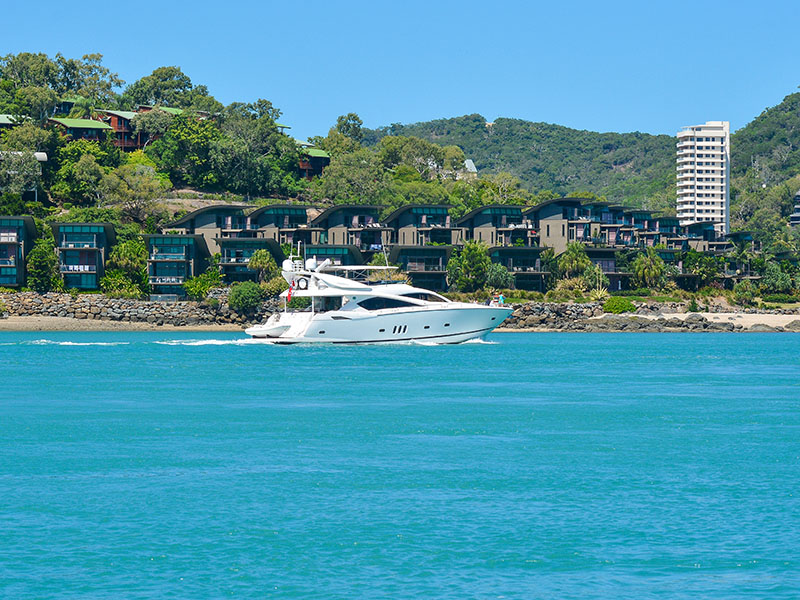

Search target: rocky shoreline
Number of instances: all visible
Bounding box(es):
[500,302,800,333]
[0,291,279,328]
[2,293,799,332]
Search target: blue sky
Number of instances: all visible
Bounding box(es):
[2,0,798,141]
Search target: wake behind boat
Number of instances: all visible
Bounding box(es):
[245,257,512,344]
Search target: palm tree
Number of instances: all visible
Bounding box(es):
[248,249,278,282]
[68,96,97,119]
[632,248,665,289]
[558,242,591,278]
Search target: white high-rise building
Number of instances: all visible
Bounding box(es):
[676,120,730,234]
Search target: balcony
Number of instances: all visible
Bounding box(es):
[149,252,187,261]
[59,241,98,249]
[0,233,19,243]
[149,276,185,285]
[0,257,14,266]
[405,261,445,272]
[60,264,96,273]
[220,256,252,265]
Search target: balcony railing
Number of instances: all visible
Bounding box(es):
[150,252,187,261]
[60,264,96,273]
[60,241,98,249]
[406,261,444,272]
[220,256,251,264]
[0,257,15,266]
[149,276,185,284]
[0,233,19,243]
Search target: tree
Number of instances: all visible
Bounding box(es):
[121,66,193,107]
[14,86,58,123]
[183,268,222,301]
[247,249,278,282]
[131,109,174,148]
[761,261,792,294]
[632,247,665,289]
[480,172,530,204]
[442,145,466,179]
[0,52,58,88]
[26,238,60,293]
[335,113,363,141]
[0,151,41,196]
[54,53,123,103]
[67,96,97,119]
[558,242,591,278]
[99,164,167,223]
[51,151,106,203]
[107,238,148,287]
[447,241,491,292]
[211,100,300,197]
[310,149,387,204]
[146,113,221,187]
[486,262,514,289]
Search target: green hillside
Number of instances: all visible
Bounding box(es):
[363,114,677,204]
[731,91,800,183]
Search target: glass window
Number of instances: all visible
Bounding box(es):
[358,297,417,310]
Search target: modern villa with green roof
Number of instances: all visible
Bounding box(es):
[98,110,142,150]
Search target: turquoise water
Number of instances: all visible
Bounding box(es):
[1,331,799,599]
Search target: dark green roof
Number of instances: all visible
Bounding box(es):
[49,117,112,130]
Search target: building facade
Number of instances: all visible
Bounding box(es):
[0,216,37,288]
[676,120,730,234]
[51,223,115,289]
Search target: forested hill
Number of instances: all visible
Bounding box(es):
[731,90,800,183]
[363,114,677,204]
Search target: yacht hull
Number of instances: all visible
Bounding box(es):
[246,305,512,344]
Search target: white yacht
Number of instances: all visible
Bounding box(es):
[245,258,512,344]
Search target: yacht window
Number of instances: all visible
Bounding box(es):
[401,292,447,303]
[358,297,417,311]
[313,296,343,312]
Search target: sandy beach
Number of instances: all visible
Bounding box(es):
[0,316,244,332]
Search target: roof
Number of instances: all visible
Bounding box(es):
[464,159,477,173]
[143,233,211,257]
[0,114,20,126]
[456,204,526,225]
[99,109,137,120]
[522,197,583,215]
[275,122,291,129]
[48,117,112,130]
[384,204,453,223]
[310,204,383,227]
[137,105,184,116]
[50,222,116,246]
[388,244,454,264]
[1,215,37,240]
[247,204,310,221]
[166,204,251,228]
[303,147,330,158]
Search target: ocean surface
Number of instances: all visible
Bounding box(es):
[1,331,799,599]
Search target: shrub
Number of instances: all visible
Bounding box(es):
[588,287,610,302]
[687,298,700,312]
[762,293,798,304]
[260,276,288,297]
[0,299,7,314]
[228,281,265,313]
[555,277,587,292]
[100,270,147,299]
[603,296,636,313]
[0,287,16,293]
[611,288,651,297]
[26,239,60,293]
[733,280,757,306]
[183,269,223,301]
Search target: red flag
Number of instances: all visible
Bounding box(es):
[287,280,295,301]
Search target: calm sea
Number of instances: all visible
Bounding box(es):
[1,332,799,599]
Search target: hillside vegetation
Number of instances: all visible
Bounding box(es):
[364,114,677,206]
